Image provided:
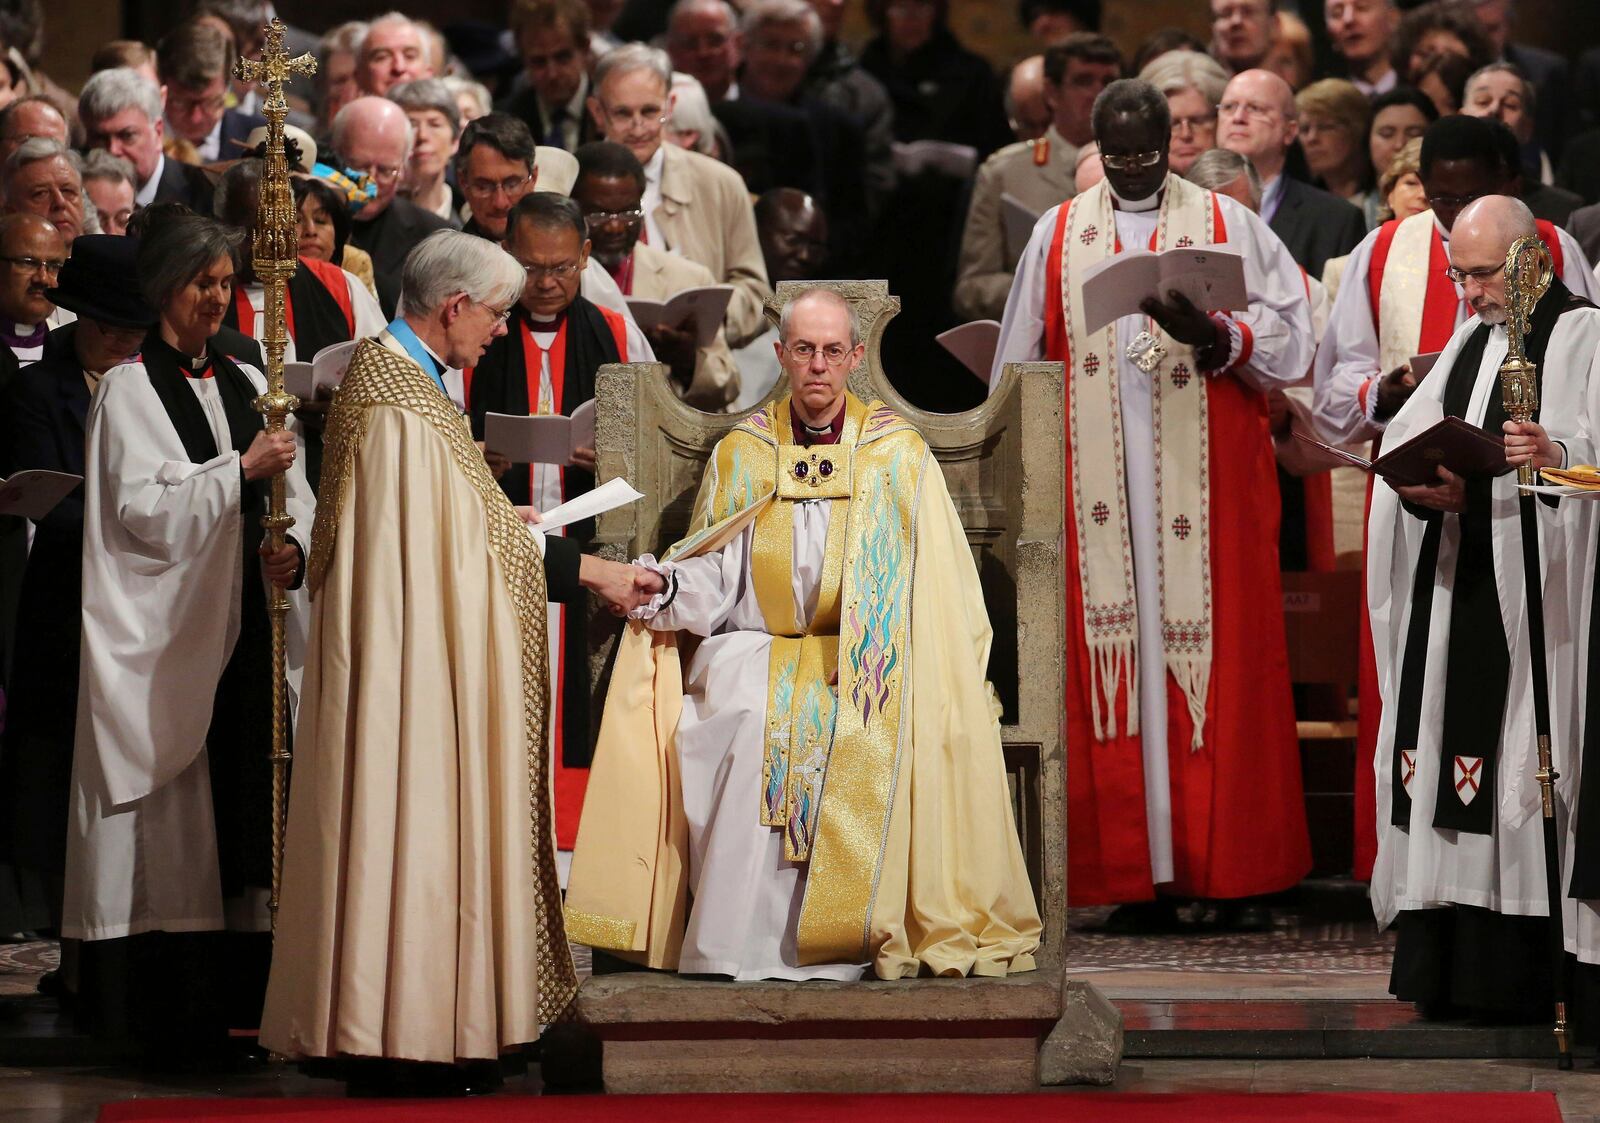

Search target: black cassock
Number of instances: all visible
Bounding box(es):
[466,296,623,787]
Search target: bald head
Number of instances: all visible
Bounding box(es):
[1449,194,1536,325]
[1007,55,1050,141]
[1453,193,1537,249]
[1219,69,1299,179]
[332,96,413,218]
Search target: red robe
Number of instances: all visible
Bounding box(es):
[1044,199,1312,904]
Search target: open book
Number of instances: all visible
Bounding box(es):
[1001,193,1041,253]
[0,469,81,520]
[936,320,1001,385]
[485,400,595,466]
[283,339,360,401]
[1080,247,1249,335]
[1292,416,1507,487]
[626,285,734,348]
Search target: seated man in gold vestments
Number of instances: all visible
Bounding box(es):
[565,289,1043,979]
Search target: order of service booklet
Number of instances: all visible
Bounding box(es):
[1079,247,1248,335]
[485,400,596,466]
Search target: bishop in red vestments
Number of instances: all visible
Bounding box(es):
[994,80,1314,922]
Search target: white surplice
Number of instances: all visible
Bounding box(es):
[991,192,1313,884]
[1368,307,1600,932]
[62,359,314,941]
[634,497,867,981]
[1313,216,1600,445]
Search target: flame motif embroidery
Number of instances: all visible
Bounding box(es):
[846,460,910,725]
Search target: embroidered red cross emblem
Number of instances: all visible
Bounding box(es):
[1454,755,1482,796]
[1172,515,1192,540]
[1091,501,1110,525]
[1401,750,1416,791]
[1079,224,1099,245]
[1171,362,1192,389]
[1176,235,1194,248]
[1082,353,1101,377]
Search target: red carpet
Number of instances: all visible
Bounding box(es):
[98,1091,1563,1122]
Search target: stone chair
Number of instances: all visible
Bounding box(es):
[572,280,1120,1092]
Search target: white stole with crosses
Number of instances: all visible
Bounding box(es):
[1061,175,1216,749]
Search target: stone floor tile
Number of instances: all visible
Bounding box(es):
[1246,1058,1534,1094]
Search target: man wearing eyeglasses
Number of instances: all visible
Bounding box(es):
[994,78,1315,932]
[0,215,68,366]
[1367,193,1600,1024]
[334,96,452,318]
[1311,113,1597,883]
[565,286,1042,982]
[574,140,738,410]
[587,44,772,348]
[156,20,266,166]
[261,228,653,1092]
[79,68,214,216]
[1219,69,1366,280]
[466,192,651,857]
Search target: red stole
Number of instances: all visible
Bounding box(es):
[1045,194,1310,904]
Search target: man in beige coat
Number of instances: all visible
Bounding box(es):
[587,43,772,349]
[574,139,740,410]
[953,33,1122,323]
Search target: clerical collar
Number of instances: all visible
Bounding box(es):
[148,335,213,378]
[0,320,46,351]
[1109,182,1162,213]
[525,308,567,333]
[790,401,845,446]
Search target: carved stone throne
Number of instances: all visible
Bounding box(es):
[573,280,1120,1092]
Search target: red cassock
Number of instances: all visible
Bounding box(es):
[1042,203,1312,904]
[1348,217,1567,880]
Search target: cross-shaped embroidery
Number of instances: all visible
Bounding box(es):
[1082,353,1101,377]
[1176,235,1194,248]
[1091,500,1110,525]
[1172,515,1192,540]
[1455,756,1482,796]
[1171,362,1192,389]
[1079,224,1099,246]
[1401,749,1416,790]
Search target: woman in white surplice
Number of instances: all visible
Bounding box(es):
[62,214,314,1060]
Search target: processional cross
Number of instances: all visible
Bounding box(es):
[235,21,315,926]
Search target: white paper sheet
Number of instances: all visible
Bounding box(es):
[536,476,644,534]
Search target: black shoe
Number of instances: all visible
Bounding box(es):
[1211,902,1273,932]
[1101,900,1185,934]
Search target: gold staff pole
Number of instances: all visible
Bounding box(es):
[1500,234,1570,1068]
[235,23,315,926]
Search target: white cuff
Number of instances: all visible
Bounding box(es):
[629,554,675,620]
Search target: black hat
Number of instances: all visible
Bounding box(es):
[47,234,157,328]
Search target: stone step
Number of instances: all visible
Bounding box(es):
[1121,999,1581,1061]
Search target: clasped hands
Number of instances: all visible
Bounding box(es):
[516,506,666,615]
[1388,421,1559,514]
